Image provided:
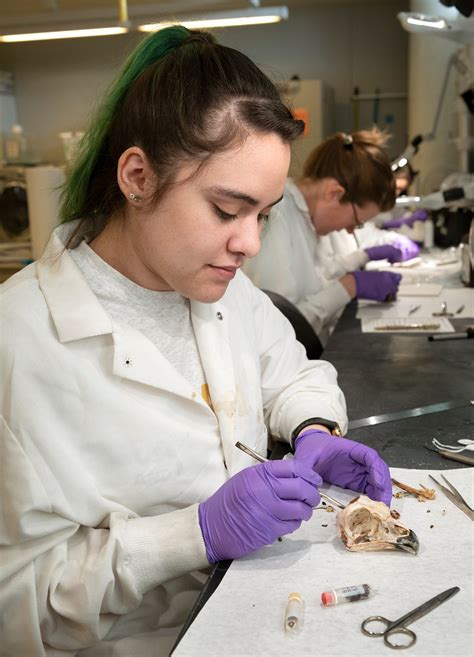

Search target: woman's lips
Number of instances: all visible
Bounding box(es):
[209,265,238,280]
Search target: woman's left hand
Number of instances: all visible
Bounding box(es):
[293,429,392,506]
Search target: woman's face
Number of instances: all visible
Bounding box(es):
[124,132,290,302]
[311,198,381,236]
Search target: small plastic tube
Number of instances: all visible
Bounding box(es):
[321,584,371,607]
[285,592,304,633]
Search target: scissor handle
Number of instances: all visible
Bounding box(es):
[361,615,391,636]
[384,626,417,650]
[362,617,416,649]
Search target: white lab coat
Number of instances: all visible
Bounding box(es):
[0,222,347,657]
[243,181,406,343]
[317,221,398,280]
[243,180,352,344]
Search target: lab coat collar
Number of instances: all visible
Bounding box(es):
[286,178,311,218]
[37,223,237,461]
[37,223,113,343]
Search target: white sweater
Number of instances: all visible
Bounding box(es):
[0,222,347,656]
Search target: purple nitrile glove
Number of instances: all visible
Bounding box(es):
[391,235,420,261]
[352,270,402,302]
[384,209,429,229]
[198,460,322,563]
[294,429,392,506]
[365,244,404,263]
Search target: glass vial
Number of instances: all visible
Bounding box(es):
[321,584,371,607]
[285,592,304,633]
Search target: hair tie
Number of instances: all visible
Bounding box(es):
[341,133,353,149]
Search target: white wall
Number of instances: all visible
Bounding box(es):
[408,0,465,193]
[0,1,409,164]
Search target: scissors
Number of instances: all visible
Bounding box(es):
[361,586,460,649]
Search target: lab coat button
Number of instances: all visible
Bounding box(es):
[216,312,223,320]
[124,358,132,367]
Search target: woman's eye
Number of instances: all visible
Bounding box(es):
[258,213,270,223]
[213,205,237,221]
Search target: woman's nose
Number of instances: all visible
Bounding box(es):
[228,216,262,258]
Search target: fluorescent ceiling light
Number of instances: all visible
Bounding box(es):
[406,16,447,29]
[0,0,129,42]
[139,16,281,30]
[139,6,289,31]
[0,3,288,43]
[0,26,128,42]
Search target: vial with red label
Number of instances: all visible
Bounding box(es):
[321,584,371,607]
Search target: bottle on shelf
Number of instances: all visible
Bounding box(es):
[4,124,27,163]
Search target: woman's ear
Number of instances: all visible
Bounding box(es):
[117,147,155,204]
[324,178,346,203]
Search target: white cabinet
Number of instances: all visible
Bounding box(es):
[276,78,334,178]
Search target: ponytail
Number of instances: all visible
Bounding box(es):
[60,25,191,223]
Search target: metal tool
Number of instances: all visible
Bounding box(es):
[428,326,474,341]
[408,305,420,315]
[424,445,474,467]
[429,474,474,520]
[432,438,474,453]
[433,301,453,317]
[348,399,473,430]
[436,258,459,266]
[234,441,345,510]
[375,323,440,331]
[361,586,460,649]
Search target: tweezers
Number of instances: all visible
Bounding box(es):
[235,441,345,510]
[429,474,474,521]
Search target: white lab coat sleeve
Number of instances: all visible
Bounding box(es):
[355,222,404,248]
[319,248,369,279]
[241,275,348,440]
[296,279,352,339]
[317,232,368,279]
[0,414,208,654]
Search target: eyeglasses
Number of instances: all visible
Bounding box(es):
[350,202,364,229]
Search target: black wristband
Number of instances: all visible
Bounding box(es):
[291,417,342,450]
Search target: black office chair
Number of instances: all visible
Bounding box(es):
[262,289,323,360]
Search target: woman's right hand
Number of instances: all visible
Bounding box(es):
[198,460,322,562]
[350,270,402,302]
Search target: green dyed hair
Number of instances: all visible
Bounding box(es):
[60,25,191,225]
[60,25,304,244]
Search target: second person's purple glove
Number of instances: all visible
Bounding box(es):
[293,429,392,506]
[365,244,404,263]
[391,235,420,261]
[384,209,428,229]
[365,239,420,263]
[198,459,322,563]
[352,270,402,301]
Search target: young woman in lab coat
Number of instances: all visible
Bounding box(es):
[243,129,419,344]
[0,28,391,657]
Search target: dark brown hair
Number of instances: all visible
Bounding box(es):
[61,27,304,245]
[302,128,396,211]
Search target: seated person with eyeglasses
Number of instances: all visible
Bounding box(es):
[243,129,406,344]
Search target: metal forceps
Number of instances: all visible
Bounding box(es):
[234,441,345,509]
[361,586,460,649]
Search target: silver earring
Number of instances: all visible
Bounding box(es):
[129,192,143,202]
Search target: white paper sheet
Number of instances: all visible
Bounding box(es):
[361,317,454,333]
[357,288,474,320]
[173,468,473,657]
[398,284,443,297]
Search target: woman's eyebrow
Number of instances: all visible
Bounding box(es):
[207,186,283,208]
